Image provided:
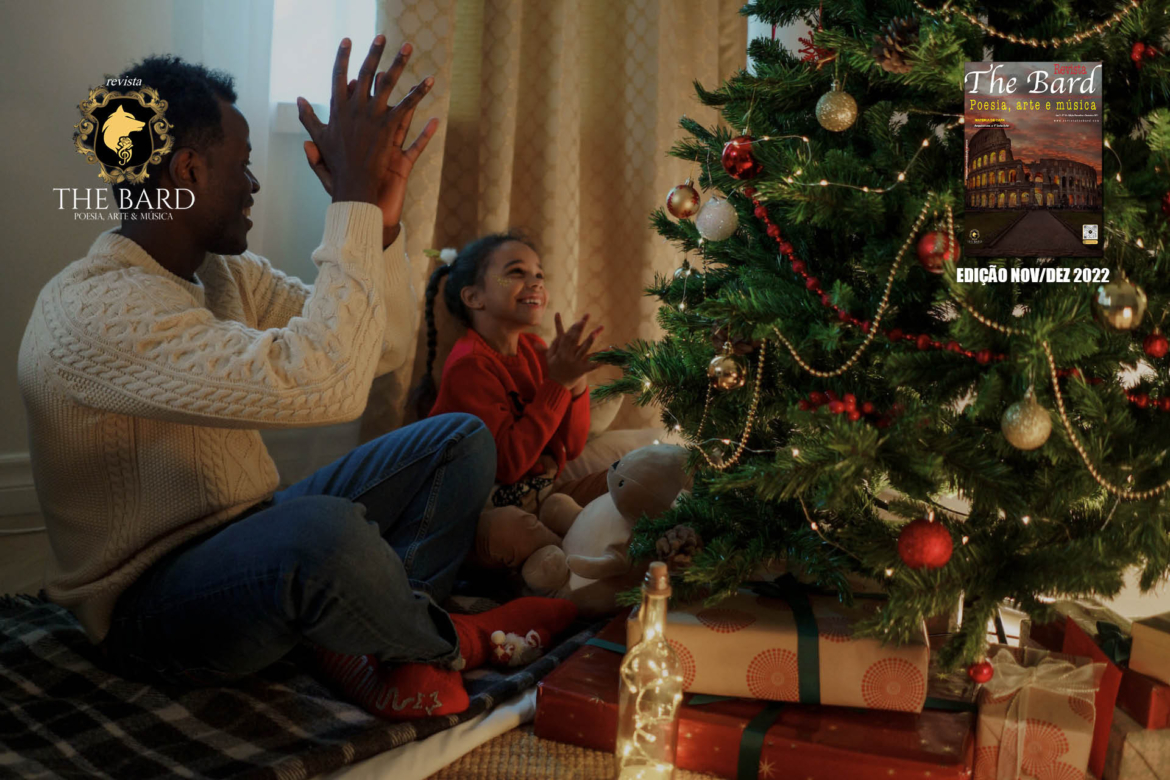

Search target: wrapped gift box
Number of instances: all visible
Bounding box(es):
[536,614,975,780]
[975,645,1106,780]
[627,580,930,712]
[1104,706,1170,780]
[1130,612,1170,688]
[1023,600,1164,731]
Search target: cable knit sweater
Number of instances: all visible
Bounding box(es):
[17,202,414,643]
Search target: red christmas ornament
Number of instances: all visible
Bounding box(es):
[916,231,959,273]
[722,135,764,180]
[967,660,994,684]
[897,518,953,570]
[665,179,701,219]
[1144,329,1169,358]
[1162,191,1170,218]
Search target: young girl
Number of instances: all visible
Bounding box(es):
[413,233,607,510]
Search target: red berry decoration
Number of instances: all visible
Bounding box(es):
[722,134,764,180]
[665,179,701,219]
[1133,42,1161,69]
[1132,41,1148,67]
[916,231,960,273]
[897,518,953,570]
[1144,329,1169,358]
[967,660,994,684]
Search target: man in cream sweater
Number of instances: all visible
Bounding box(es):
[19,38,572,719]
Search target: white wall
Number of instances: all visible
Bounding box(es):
[0,0,358,513]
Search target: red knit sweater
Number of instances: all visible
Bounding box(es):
[430,330,591,484]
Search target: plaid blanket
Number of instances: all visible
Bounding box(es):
[0,593,596,779]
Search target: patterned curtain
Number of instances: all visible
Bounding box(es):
[360,0,746,440]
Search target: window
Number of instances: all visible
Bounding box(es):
[269,0,374,107]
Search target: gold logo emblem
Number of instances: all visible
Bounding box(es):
[73,87,173,184]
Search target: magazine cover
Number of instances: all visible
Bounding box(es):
[964,62,1103,257]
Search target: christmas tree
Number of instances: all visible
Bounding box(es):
[596,0,1170,670]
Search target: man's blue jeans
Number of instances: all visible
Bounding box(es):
[100,413,496,686]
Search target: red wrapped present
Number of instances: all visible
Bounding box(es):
[1062,618,1125,776]
[1116,667,1170,731]
[627,579,930,712]
[536,615,976,780]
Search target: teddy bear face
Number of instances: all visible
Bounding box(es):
[606,444,690,521]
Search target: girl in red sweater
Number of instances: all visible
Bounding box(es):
[412,233,607,509]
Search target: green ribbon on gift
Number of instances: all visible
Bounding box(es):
[1095,620,1132,665]
[589,636,974,780]
[689,695,783,780]
[745,575,821,705]
[585,637,628,655]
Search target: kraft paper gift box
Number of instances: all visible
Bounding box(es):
[1103,705,1170,780]
[627,579,931,712]
[535,613,977,780]
[975,646,1106,780]
[1022,600,1162,733]
[1130,612,1170,688]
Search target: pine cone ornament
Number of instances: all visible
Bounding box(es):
[871,16,920,74]
[656,525,703,569]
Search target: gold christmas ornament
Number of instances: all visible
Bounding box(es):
[665,178,701,219]
[708,351,747,390]
[1002,387,1052,450]
[816,80,858,132]
[1094,276,1147,330]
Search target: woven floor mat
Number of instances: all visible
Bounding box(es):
[426,725,720,779]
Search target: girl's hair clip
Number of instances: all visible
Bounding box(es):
[423,247,459,264]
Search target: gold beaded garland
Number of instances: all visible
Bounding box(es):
[913,0,1140,48]
[770,199,936,376]
[695,342,768,471]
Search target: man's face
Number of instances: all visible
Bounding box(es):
[195,101,260,256]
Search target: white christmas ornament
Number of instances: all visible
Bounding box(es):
[695,197,739,241]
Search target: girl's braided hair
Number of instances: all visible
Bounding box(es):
[409,231,534,419]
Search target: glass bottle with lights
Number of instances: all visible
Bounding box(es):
[615,561,684,780]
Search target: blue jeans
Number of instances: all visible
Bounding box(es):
[100,413,496,686]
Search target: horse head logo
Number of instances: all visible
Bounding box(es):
[101,105,145,166]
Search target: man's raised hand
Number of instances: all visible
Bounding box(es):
[299,37,439,234]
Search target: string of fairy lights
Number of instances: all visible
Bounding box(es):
[733,119,965,197]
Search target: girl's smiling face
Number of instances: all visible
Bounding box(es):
[461,240,548,328]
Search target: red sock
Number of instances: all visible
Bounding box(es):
[450,597,578,670]
[313,650,469,720]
